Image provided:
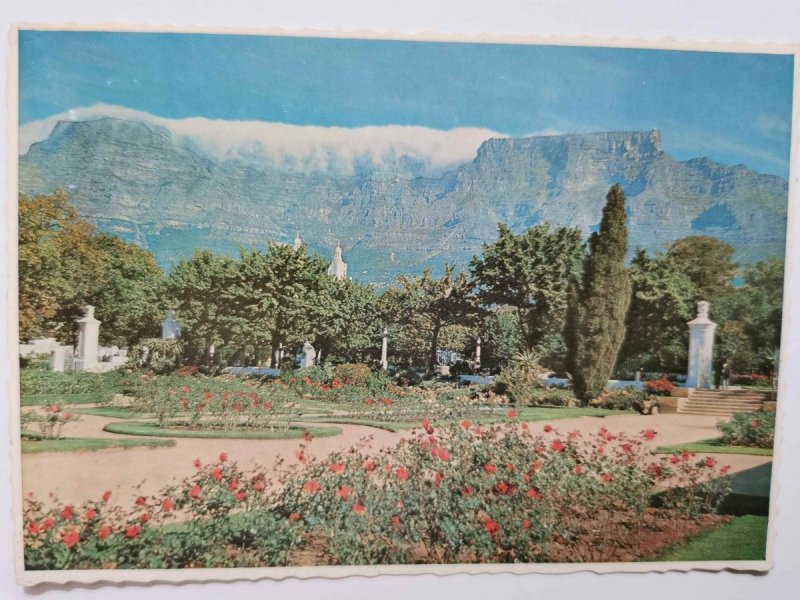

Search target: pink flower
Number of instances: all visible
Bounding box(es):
[483,463,497,474]
[353,504,365,515]
[289,512,300,521]
[60,505,74,520]
[102,490,112,502]
[98,526,111,541]
[642,429,657,440]
[162,498,174,512]
[336,486,351,501]
[219,452,228,462]
[329,463,346,474]
[211,468,223,481]
[396,467,409,482]
[302,480,321,493]
[85,508,97,521]
[460,420,472,429]
[705,457,716,467]
[543,424,553,433]
[601,472,613,482]
[551,440,565,452]
[125,525,142,539]
[190,485,201,499]
[507,408,517,418]
[751,419,760,428]
[574,464,583,475]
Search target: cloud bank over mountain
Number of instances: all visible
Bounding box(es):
[19,104,507,179]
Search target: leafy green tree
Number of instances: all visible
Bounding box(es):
[381,264,478,373]
[471,223,584,354]
[227,243,333,366]
[315,279,382,364]
[165,250,238,365]
[617,248,697,372]
[92,234,167,347]
[480,305,524,370]
[666,235,737,300]
[566,184,632,404]
[18,191,107,341]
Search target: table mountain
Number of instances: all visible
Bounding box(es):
[19,117,788,284]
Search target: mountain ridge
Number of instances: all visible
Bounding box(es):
[19,117,788,283]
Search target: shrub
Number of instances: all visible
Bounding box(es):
[645,377,674,396]
[333,363,372,387]
[497,350,547,405]
[591,387,648,412]
[731,372,771,387]
[717,411,775,448]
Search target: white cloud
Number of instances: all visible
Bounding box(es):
[19,104,507,177]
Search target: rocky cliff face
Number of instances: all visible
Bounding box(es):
[19,118,788,283]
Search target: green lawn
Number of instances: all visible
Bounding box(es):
[655,439,773,456]
[71,406,146,419]
[20,392,112,406]
[21,437,175,454]
[104,420,342,440]
[652,515,768,561]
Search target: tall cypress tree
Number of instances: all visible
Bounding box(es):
[566,184,632,404]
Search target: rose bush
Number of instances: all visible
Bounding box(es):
[24,421,732,568]
[717,411,775,449]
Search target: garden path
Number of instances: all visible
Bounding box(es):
[21,411,772,507]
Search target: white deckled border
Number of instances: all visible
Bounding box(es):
[6,23,798,587]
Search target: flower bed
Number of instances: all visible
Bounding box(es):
[23,420,732,569]
[103,421,342,441]
[717,411,775,449]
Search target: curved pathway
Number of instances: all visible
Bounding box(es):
[21,410,772,506]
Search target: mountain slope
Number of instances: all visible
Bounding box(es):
[19,118,788,283]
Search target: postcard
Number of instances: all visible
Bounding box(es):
[9,27,796,585]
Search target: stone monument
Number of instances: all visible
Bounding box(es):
[161,309,181,339]
[76,305,101,371]
[686,301,716,389]
[292,231,302,251]
[475,335,482,368]
[300,341,316,368]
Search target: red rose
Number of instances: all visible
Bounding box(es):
[253,481,265,491]
[102,490,112,502]
[86,508,97,521]
[41,518,54,530]
[482,517,500,536]
[329,463,346,474]
[162,498,174,512]
[463,486,474,496]
[483,463,497,474]
[421,419,430,430]
[460,420,472,429]
[219,452,228,462]
[203,391,213,401]
[527,488,542,500]
[98,526,111,541]
[125,524,142,539]
[551,440,565,452]
[135,496,146,506]
[139,513,150,523]
[621,443,633,454]
[228,479,239,491]
[353,504,365,515]
[543,424,553,433]
[234,491,246,502]
[60,505,74,520]
[302,480,322,493]
[751,419,760,428]
[434,472,444,487]
[705,457,716,467]
[601,472,613,482]
[669,455,680,464]
[574,465,583,475]
[212,468,223,481]
[27,522,40,535]
[61,529,79,548]
[396,467,409,482]
[392,515,401,527]
[721,465,731,474]
[336,486,351,501]
[522,519,531,529]
[190,485,201,499]
[507,408,517,418]
[289,512,300,521]
[181,386,190,394]
[642,429,657,440]
[363,460,377,472]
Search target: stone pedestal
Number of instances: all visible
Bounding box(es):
[161,309,181,339]
[686,301,716,389]
[76,305,101,371]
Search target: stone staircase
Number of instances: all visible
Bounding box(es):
[679,389,772,417]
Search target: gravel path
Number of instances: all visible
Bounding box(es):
[21,410,772,506]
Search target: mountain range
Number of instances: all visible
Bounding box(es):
[18,112,788,284]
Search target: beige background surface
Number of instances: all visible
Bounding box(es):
[2,0,800,598]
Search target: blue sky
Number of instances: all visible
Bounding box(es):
[19,31,794,177]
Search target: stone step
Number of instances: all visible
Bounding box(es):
[678,408,752,416]
[684,399,764,406]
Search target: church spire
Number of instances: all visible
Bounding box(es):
[328,240,348,280]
